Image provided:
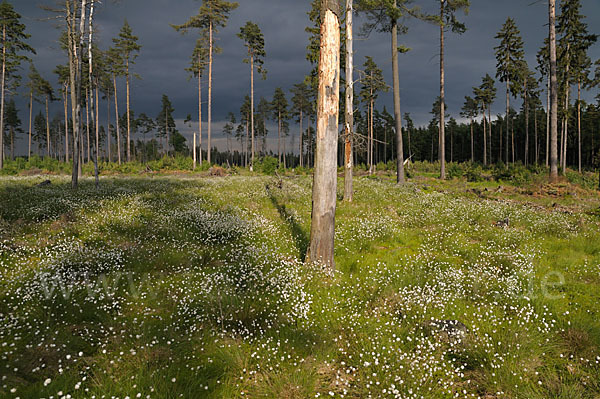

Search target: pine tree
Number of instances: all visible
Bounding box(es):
[360,56,388,174]
[494,17,525,164]
[172,20,209,164]
[435,0,469,178]
[156,94,175,155]
[356,0,416,184]
[461,95,478,162]
[238,21,266,170]
[3,98,19,160]
[290,81,312,168]
[0,0,34,169]
[549,0,559,180]
[344,0,354,201]
[26,63,43,160]
[537,38,551,167]
[113,19,141,163]
[520,64,539,166]
[106,46,124,164]
[473,74,496,165]
[239,94,251,167]
[557,0,596,172]
[174,0,238,164]
[271,87,288,166]
[223,111,235,162]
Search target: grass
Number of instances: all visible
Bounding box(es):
[0,172,599,398]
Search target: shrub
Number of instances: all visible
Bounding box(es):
[258,156,278,175]
[446,163,464,179]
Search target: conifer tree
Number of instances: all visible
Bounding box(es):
[238,21,266,170]
[0,1,34,169]
[156,94,175,155]
[271,87,288,166]
[357,0,416,184]
[461,95,478,162]
[106,46,124,163]
[494,17,525,164]
[435,0,468,178]
[360,56,388,174]
[173,0,238,164]
[290,81,312,168]
[549,0,559,180]
[113,19,141,162]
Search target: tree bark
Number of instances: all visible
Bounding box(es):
[307,1,340,270]
[546,76,550,167]
[208,20,213,164]
[525,80,529,165]
[577,80,581,173]
[28,91,33,160]
[299,109,304,168]
[113,74,121,164]
[470,118,474,162]
[505,77,510,164]
[250,54,254,170]
[126,59,131,162]
[344,0,353,201]
[0,25,6,169]
[483,109,487,165]
[439,0,446,179]
[198,62,203,164]
[391,0,405,184]
[549,0,559,180]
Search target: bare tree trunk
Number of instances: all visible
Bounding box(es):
[470,118,474,162]
[208,21,213,164]
[126,59,131,162]
[0,25,6,169]
[546,76,550,167]
[535,105,539,164]
[86,90,90,163]
[198,65,202,164]
[28,91,33,160]
[344,0,353,201]
[45,95,51,157]
[549,0,558,180]
[563,67,570,172]
[64,86,69,162]
[391,0,405,184]
[488,106,492,164]
[577,80,581,173]
[307,0,340,270]
[483,110,487,165]
[278,109,281,165]
[525,80,529,165]
[299,109,304,168]
[250,54,254,170]
[505,77,510,164]
[113,73,121,164]
[88,0,98,187]
[193,132,196,169]
[107,92,111,162]
[439,0,446,179]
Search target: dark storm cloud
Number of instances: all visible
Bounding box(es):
[10,0,600,154]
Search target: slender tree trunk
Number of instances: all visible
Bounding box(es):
[483,110,487,165]
[470,118,474,162]
[299,109,304,168]
[45,95,50,158]
[28,91,33,160]
[369,96,373,174]
[506,78,510,164]
[549,0,558,180]
[535,105,539,164]
[0,25,6,169]
[546,76,550,167]
[88,0,98,187]
[488,106,492,164]
[64,86,69,162]
[577,80,581,173]
[208,20,213,164]
[391,1,405,184]
[126,60,131,162]
[198,68,203,164]
[193,132,196,169]
[439,0,446,179]
[245,117,248,167]
[307,0,340,270]
[107,92,111,162]
[113,73,121,164]
[86,90,90,163]
[278,109,281,165]
[344,0,353,201]
[250,54,255,170]
[525,81,529,166]
[563,69,570,172]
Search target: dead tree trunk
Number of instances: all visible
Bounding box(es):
[343,0,353,201]
[307,0,341,270]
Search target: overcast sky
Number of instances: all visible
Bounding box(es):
[10,0,600,153]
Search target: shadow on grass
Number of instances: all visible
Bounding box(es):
[266,183,309,262]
